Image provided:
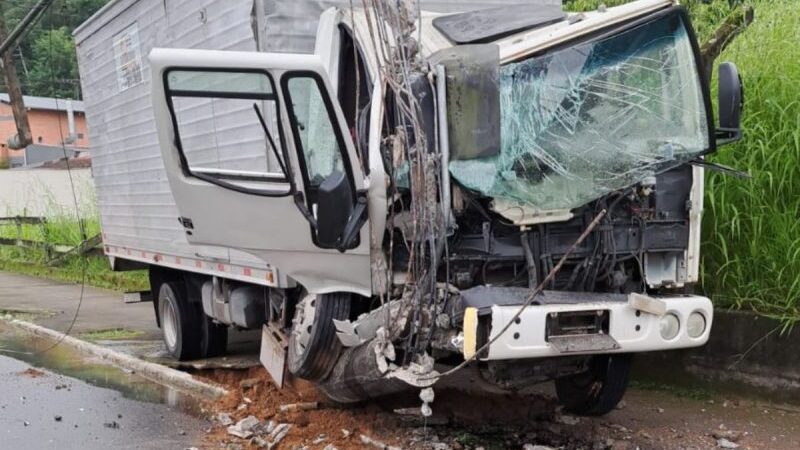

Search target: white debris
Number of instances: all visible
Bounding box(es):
[279,402,319,412]
[360,434,402,450]
[323,445,339,450]
[419,387,435,418]
[419,387,435,403]
[216,412,233,426]
[251,437,268,448]
[557,415,580,425]
[713,430,743,442]
[267,424,291,449]
[227,415,259,439]
[523,445,555,450]
[717,438,740,449]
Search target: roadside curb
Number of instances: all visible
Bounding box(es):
[4,318,229,400]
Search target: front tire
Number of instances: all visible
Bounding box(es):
[555,354,632,416]
[287,291,350,381]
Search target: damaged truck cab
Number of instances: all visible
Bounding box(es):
[146,0,743,415]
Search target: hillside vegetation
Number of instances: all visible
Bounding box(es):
[701,0,800,324]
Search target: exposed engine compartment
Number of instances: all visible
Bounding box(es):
[446,164,694,294]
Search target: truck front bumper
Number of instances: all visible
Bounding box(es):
[460,288,712,360]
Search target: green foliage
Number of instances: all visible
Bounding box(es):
[1,0,110,98]
[701,0,800,323]
[564,0,741,42]
[80,328,144,341]
[27,26,79,99]
[0,217,147,293]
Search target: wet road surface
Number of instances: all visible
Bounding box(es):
[0,354,206,450]
[0,321,210,450]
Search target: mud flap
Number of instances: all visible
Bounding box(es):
[260,325,288,388]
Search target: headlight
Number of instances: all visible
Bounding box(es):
[660,313,680,340]
[687,312,706,338]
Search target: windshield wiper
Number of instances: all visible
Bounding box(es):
[690,158,750,178]
[252,103,288,177]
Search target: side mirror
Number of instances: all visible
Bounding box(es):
[716,62,744,146]
[316,171,353,248]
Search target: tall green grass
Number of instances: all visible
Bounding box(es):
[702,0,800,323]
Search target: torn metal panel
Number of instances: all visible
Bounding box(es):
[333,299,411,347]
[449,12,709,211]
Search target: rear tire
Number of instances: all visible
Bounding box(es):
[288,291,350,381]
[158,281,202,361]
[555,354,632,416]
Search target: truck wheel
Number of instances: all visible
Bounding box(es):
[158,281,202,361]
[555,354,632,416]
[200,316,228,358]
[288,291,350,381]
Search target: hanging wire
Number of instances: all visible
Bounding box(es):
[0,0,87,356]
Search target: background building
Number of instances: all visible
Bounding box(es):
[0,94,89,168]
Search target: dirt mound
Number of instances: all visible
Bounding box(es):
[199,368,407,449]
[195,367,621,449]
[18,368,46,378]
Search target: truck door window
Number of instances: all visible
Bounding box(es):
[164,69,289,194]
[337,26,372,169]
[283,74,353,206]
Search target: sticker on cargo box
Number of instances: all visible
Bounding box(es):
[113,24,144,92]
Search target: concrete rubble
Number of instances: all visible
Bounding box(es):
[223,414,292,448]
[278,401,319,412]
[226,415,259,439]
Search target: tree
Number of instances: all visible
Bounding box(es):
[0,0,110,99]
[27,26,79,98]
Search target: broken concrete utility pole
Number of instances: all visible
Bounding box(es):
[0,0,56,149]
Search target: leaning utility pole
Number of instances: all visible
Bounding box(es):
[0,2,34,149]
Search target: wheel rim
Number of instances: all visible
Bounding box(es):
[291,293,317,357]
[161,294,179,351]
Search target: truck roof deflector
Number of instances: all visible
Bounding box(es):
[433,4,567,45]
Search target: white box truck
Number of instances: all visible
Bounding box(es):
[75,0,742,414]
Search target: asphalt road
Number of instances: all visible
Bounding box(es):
[0,354,206,450]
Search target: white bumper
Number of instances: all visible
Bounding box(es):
[464,294,713,360]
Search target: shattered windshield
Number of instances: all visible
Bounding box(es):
[449,12,709,211]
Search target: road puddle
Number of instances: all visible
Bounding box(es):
[0,321,206,416]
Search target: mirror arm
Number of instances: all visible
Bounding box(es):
[336,191,369,252]
[293,192,317,229]
[715,127,742,146]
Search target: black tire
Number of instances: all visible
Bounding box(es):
[158,282,202,361]
[555,354,632,416]
[288,291,351,381]
[200,316,228,358]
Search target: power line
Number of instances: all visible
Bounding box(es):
[0,0,56,55]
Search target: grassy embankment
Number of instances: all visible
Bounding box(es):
[701,0,800,325]
[0,213,147,292]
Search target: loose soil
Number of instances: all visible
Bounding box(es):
[197,367,800,450]
[18,367,46,378]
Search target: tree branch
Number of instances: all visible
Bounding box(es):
[701,5,755,77]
